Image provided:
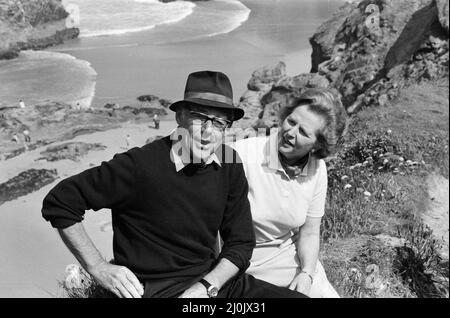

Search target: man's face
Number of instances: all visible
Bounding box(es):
[176,104,232,163]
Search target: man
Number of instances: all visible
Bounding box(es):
[153,113,160,129]
[23,129,31,143]
[42,71,305,298]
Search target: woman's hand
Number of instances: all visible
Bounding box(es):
[288,272,313,296]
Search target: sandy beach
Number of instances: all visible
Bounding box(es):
[0,0,344,297]
[0,120,176,297]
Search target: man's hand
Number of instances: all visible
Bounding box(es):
[288,272,312,296]
[178,282,209,298]
[88,261,144,298]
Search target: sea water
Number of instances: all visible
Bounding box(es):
[62,0,250,40]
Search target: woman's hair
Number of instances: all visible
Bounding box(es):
[279,88,348,159]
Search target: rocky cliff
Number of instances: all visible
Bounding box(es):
[0,0,79,59]
[238,0,449,129]
[310,0,449,113]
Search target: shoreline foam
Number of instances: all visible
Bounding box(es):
[65,0,196,38]
[70,0,250,40]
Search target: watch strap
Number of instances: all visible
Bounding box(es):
[199,279,212,290]
[199,279,218,297]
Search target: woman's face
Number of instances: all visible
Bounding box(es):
[278,105,324,162]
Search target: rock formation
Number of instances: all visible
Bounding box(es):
[310,0,449,113]
[0,97,169,160]
[0,0,79,59]
[0,168,58,205]
[237,0,449,130]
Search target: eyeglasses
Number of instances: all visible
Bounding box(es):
[188,110,232,130]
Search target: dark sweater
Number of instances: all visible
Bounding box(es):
[42,136,255,281]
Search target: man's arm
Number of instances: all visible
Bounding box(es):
[180,155,255,298]
[59,223,144,298]
[42,150,143,297]
[179,258,238,298]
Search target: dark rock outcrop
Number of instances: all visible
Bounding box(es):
[0,0,79,59]
[38,142,107,162]
[0,168,58,205]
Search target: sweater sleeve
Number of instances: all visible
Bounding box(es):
[41,149,139,229]
[218,152,256,272]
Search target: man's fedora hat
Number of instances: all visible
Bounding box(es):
[169,71,244,120]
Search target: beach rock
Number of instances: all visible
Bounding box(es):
[0,0,79,59]
[275,73,330,91]
[247,62,287,92]
[0,168,58,205]
[309,0,449,110]
[238,64,332,130]
[37,142,107,162]
[0,98,168,160]
[137,95,172,107]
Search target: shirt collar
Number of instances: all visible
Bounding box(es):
[170,129,222,173]
[262,132,310,178]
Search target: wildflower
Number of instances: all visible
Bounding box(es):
[387,129,392,134]
[398,157,404,162]
[364,191,371,197]
[341,175,349,181]
[365,264,381,289]
[65,264,80,276]
[344,184,352,189]
[64,264,82,289]
[383,159,389,165]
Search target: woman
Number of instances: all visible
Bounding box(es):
[233,88,348,298]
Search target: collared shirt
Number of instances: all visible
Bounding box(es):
[232,133,327,248]
[263,133,310,179]
[169,130,222,172]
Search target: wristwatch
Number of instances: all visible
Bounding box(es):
[199,279,219,298]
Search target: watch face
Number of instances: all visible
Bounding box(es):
[208,286,219,298]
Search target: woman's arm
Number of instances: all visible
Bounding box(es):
[289,160,327,295]
[289,216,322,295]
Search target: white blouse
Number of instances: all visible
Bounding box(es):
[233,133,327,249]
